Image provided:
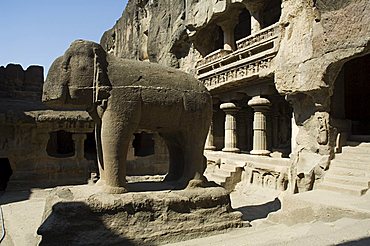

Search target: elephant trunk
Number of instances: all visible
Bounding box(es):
[42,56,69,107]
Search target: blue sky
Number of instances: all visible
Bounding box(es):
[0,0,127,75]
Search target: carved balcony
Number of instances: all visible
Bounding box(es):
[196,23,280,91]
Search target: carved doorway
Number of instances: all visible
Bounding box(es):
[331,53,370,136]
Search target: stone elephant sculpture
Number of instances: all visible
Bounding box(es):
[42,40,212,194]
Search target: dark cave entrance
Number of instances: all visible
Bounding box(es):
[0,158,13,191]
[331,54,370,135]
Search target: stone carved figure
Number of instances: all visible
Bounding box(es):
[317,114,328,145]
[42,40,212,194]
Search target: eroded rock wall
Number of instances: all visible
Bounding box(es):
[0,64,44,101]
[100,0,249,73]
[101,0,198,71]
[275,0,370,191]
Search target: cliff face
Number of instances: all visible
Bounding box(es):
[101,0,195,71]
[100,0,244,73]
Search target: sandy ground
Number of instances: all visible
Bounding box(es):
[1,181,370,245]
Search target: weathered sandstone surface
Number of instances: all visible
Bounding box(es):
[37,185,246,245]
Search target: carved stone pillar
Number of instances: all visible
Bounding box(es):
[220,102,240,152]
[218,19,238,51]
[244,1,265,34]
[250,10,263,34]
[291,114,299,154]
[72,133,87,160]
[205,120,217,150]
[248,96,271,155]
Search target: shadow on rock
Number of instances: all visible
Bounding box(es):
[0,190,31,205]
[235,197,282,222]
[127,179,220,193]
[337,237,370,246]
[37,201,140,246]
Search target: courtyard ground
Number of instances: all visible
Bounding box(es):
[1,181,370,245]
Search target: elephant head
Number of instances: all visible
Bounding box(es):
[42,40,110,111]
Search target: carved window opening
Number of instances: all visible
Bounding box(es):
[84,132,97,160]
[195,24,224,56]
[0,158,12,191]
[262,0,281,28]
[46,130,75,158]
[234,9,251,42]
[331,54,370,135]
[132,132,155,157]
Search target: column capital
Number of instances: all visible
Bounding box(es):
[217,16,239,31]
[248,96,271,109]
[220,102,240,112]
[242,0,265,13]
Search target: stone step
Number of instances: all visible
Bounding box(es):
[334,153,370,163]
[318,181,368,196]
[208,174,225,185]
[220,163,239,172]
[341,146,370,155]
[332,159,370,170]
[324,174,370,187]
[329,166,367,177]
[346,141,370,147]
[218,168,234,177]
[210,172,229,181]
[348,135,370,142]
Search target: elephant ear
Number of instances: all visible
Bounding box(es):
[93,45,111,101]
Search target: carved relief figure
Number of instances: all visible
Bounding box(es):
[317,114,328,145]
[42,40,212,194]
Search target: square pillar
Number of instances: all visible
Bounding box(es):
[72,133,87,160]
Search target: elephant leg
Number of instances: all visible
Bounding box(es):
[159,132,184,182]
[182,134,208,188]
[95,123,106,186]
[181,113,211,188]
[100,105,140,194]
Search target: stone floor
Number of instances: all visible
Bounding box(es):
[2,180,370,245]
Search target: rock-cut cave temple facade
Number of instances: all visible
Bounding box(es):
[1,0,370,196]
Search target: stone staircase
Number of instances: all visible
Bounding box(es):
[204,151,290,191]
[319,135,370,196]
[205,162,244,191]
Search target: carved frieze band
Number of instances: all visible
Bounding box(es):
[201,55,274,88]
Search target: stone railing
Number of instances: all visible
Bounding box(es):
[236,23,279,50]
[196,49,232,67]
[196,23,280,91]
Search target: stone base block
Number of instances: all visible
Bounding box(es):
[37,184,247,245]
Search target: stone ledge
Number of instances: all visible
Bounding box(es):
[37,185,248,245]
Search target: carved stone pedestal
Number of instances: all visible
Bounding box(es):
[37,185,247,245]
